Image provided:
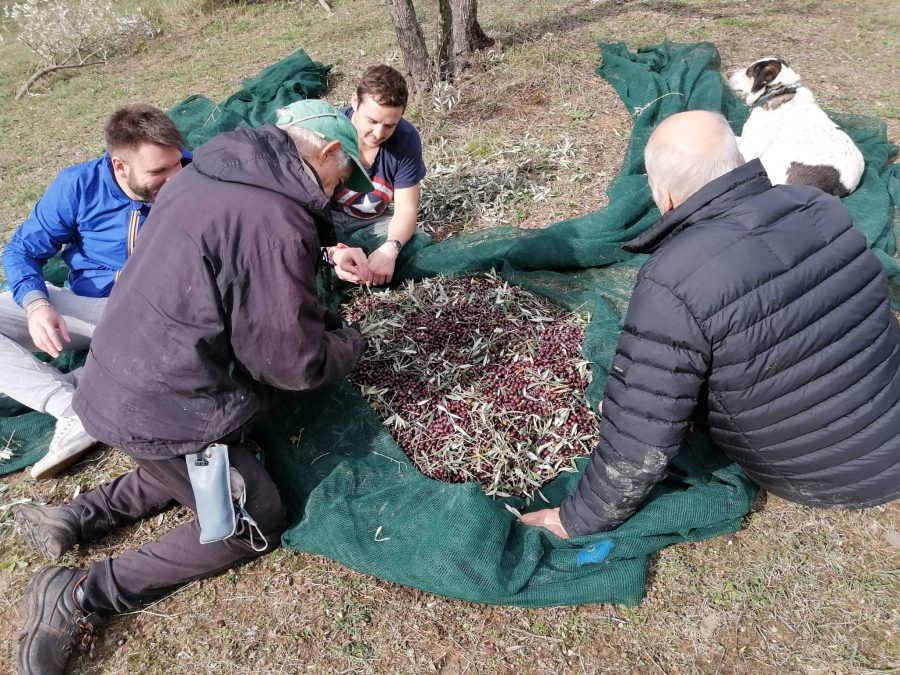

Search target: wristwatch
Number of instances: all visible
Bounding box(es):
[386,239,403,252]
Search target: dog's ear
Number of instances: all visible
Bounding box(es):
[749,60,782,93]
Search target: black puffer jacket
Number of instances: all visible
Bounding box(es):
[74,126,365,459]
[560,159,900,536]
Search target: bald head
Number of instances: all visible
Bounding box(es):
[645,110,744,214]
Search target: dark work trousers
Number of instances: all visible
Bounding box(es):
[65,444,287,615]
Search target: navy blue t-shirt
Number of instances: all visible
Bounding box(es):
[331,107,426,219]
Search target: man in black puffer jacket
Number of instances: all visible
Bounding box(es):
[522,110,899,538]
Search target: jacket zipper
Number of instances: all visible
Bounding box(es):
[114,207,142,284]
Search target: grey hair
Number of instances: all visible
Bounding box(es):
[645,112,743,207]
[277,122,353,173]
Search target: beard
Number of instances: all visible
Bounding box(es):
[126,177,162,203]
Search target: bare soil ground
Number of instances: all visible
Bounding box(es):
[1,0,898,673]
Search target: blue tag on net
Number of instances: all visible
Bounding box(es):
[576,539,614,567]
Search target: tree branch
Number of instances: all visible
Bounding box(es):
[16,59,105,100]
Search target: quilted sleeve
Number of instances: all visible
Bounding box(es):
[560,276,710,536]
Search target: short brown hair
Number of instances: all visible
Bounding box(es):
[355,65,408,109]
[104,104,185,155]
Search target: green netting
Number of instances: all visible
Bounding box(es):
[2,42,897,608]
[167,49,331,149]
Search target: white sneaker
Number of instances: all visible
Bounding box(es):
[30,416,98,481]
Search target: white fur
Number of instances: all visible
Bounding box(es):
[728,59,864,194]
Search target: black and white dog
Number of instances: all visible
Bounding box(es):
[728,57,864,197]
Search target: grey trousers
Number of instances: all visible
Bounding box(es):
[68,443,287,615]
[331,209,426,243]
[331,209,393,237]
[0,286,106,417]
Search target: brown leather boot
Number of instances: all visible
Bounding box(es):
[15,504,81,559]
[17,566,105,675]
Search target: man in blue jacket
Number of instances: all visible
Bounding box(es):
[0,103,189,480]
[522,110,899,538]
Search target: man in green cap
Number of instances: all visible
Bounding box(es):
[14,99,374,674]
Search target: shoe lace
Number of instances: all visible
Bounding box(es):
[50,416,79,451]
[73,615,100,658]
[69,574,101,658]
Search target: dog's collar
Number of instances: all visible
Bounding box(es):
[752,86,798,108]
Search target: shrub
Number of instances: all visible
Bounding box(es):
[4,0,160,98]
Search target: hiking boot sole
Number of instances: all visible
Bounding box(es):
[15,506,76,559]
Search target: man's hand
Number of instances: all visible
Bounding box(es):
[26,301,69,357]
[519,507,571,539]
[368,242,400,286]
[332,246,371,285]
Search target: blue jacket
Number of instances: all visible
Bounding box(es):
[2,151,191,307]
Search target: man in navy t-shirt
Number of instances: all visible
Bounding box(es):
[331,65,426,286]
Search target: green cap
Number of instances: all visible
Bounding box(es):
[275,99,374,193]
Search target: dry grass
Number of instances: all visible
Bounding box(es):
[1,0,898,673]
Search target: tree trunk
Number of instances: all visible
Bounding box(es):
[436,0,454,82]
[471,17,493,50]
[449,0,494,77]
[384,0,433,93]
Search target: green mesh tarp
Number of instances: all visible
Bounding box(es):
[270,44,895,606]
[166,49,331,149]
[2,42,898,607]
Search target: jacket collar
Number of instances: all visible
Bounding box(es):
[624,159,771,255]
[101,152,134,205]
